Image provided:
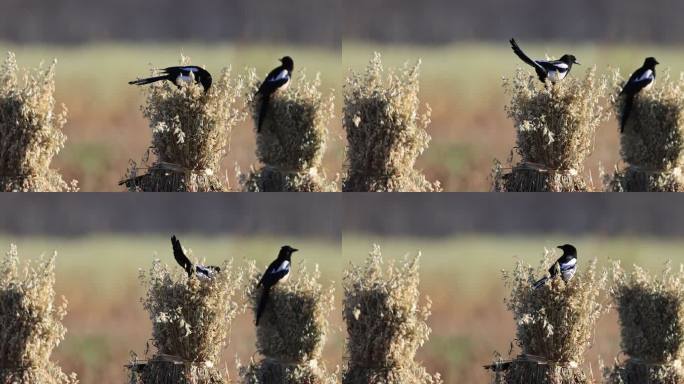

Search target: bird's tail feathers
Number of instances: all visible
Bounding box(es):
[621,95,634,133]
[509,39,536,67]
[256,287,270,326]
[533,276,548,289]
[128,75,168,86]
[257,95,270,133]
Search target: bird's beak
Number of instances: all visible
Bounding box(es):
[292,248,299,253]
[557,245,564,250]
[656,60,661,65]
[574,61,581,65]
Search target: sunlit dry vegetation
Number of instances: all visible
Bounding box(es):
[122,55,246,192]
[342,53,440,192]
[607,70,684,191]
[0,52,77,191]
[342,245,442,383]
[240,70,337,192]
[128,257,245,383]
[240,263,336,383]
[605,262,684,383]
[493,67,610,192]
[0,244,77,384]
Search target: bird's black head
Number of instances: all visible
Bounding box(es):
[644,57,660,68]
[560,55,580,66]
[280,56,294,71]
[557,244,577,257]
[278,245,298,259]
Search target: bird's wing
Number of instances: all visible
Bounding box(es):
[510,39,546,74]
[559,257,577,271]
[171,236,193,274]
[622,69,654,94]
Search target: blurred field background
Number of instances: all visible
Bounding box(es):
[2,194,684,383]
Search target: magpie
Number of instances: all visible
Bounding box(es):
[171,235,220,279]
[619,57,659,132]
[129,66,212,92]
[255,245,298,326]
[510,39,580,83]
[255,56,294,133]
[532,244,578,289]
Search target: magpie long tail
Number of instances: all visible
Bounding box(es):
[621,95,634,133]
[533,277,548,289]
[257,95,270,133]
[509,39,537,69]
[128,75,168,86]
[256,287,270,326]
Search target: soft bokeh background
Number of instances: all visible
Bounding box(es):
[343,0,684,191]
[2,194,684,383]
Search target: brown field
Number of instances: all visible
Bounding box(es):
[2,234,683,383]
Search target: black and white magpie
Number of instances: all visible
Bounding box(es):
[255,245,298,326]
[129,66,213,92]
[171,235,220,279]
[510,39,580,83]
[533,244,578,289]
[255,56,294,132]
[619,57,659,132]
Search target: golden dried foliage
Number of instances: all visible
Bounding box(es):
[0,52,77,192]
[342,53,440,192]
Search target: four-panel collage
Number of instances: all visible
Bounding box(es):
[2,1,684,384]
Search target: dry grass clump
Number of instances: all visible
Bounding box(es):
[239,263,336,384]
[489,248,607,384]
[342,53,440,192]
[128,257,245,384]
[493,68,609,192]
[0,244,77,384]
[341,245,442,384]
[604,262,684,383]
[240,70,336,192]
[0,52,77,192]
[607,71,684,192]
[122,55,245,192]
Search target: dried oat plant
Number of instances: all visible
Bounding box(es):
[604,262,684,383]
[607,70,684,192]
[129,256,245,384]
[240,69,336,192]
[239,262,336,384]
[0,52,77,192]
[342,53,440,192]
[490,248,607,384]
[0,244,77,384]
[122,55,246,192]
[494,67,609,192]
[342,245,442,384]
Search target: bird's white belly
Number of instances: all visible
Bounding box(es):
[176,74,193,85]
[643,81,654,91]
[548,70,567,82]
[562,268,576,281]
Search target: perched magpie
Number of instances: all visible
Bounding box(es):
[129,66,212,92]
[255,245,298,326]
[171,235,220,279]
[533,244,578,289]
[619,57,659,132]
[255,56,294,132]
[510,39,580,83]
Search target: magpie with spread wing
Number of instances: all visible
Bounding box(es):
[129,66,213,92]
[619,57,659,132]
[510,39,580,83]
[171,235,220,279]
[255,56,294,132]
[255,245,298,326]
[533,244,578,289]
